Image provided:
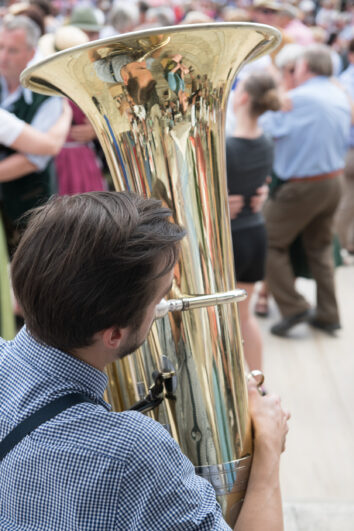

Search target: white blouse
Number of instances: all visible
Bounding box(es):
[0,108,25,147]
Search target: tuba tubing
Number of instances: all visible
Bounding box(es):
[21,22,281,526]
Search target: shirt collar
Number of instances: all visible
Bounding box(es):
[0,76,33,107]
[301,75,329,87]
[13,327,110,407]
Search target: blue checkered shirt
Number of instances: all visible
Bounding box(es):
[0,327,230,530]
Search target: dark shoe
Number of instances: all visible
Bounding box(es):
[270,310,312,337]
[309,317,341,336]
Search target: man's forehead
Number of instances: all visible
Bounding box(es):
[0,28,28,44]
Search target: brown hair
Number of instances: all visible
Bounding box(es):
[11,191,185,352]
[243,71,281,117]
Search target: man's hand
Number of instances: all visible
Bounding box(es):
[234,379,289,531]
[250,184,269,214]
[248,378,290,456]
[0,154,37,182]
[228,194,244,219]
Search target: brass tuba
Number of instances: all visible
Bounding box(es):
[21,23,280,525]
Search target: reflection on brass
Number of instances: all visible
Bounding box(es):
[21,23,281,525]
[249,369,265,387]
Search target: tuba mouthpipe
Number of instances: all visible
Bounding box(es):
[155,289,247,319]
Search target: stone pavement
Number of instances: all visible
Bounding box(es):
[255,265,354,530]
[283,502,354,531]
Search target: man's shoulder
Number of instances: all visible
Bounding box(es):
[289,82,317,102]
[339,66,354,91]
[292,78,347,102]
[96,407,174,447]
[40,403,178,465]
[289,81,343,117]
[108,409,178,459]
[339,64,354,79]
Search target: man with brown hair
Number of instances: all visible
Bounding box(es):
[0,191,289,530]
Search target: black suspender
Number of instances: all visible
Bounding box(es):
[0,393,96,462]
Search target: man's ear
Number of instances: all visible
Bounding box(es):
[101,326,123,349]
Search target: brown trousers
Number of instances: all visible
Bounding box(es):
[264,177,341,324]
[334,149,354,253]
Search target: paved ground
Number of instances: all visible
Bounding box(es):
[255,264,354,530]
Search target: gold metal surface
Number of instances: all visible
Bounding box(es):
[249,369,265,387]
[21,22,280,524]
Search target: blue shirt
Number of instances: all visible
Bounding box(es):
[260,76,351,180]
[339,64,354,147]
[0,327,229,530]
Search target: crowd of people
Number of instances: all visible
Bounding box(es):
[0,0,353,529]
[223,0,353,374]
[0,0,352,337]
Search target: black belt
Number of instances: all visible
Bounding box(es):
[0,393,96,462]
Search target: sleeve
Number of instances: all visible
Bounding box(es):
[260,90,299,139]
[0,108,25,147]
[24,97,63,170]
[259,108,294,139]
[117,413,231,530]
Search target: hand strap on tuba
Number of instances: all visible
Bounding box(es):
[129,370,176,414]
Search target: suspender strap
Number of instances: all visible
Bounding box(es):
[0,393,96,462]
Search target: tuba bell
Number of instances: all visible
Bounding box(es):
[21,23,280,526]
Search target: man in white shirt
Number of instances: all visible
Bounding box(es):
[0,15,62,250]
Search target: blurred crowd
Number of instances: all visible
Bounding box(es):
[0,0,353,356]
[1,0,353,55]
[1,0,352,48]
